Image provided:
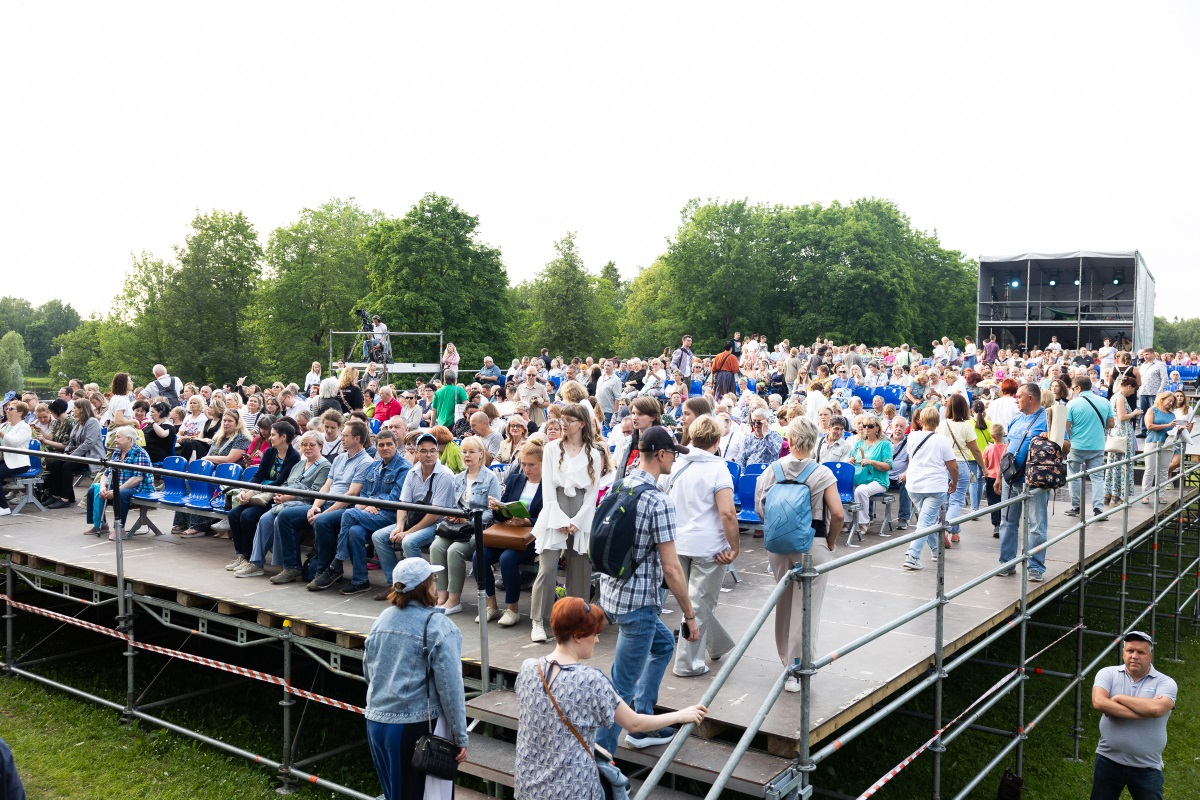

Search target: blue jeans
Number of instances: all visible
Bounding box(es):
[312,508,350,575]
[889,480,911,522]
[999,481,1049,574]
[1090,753,1163,800]
[904,491,947,562]
[370,524,437,582]
[946,461,974,533]
[596,604,675,754]
[337,508,397,585]
[1068,449,1106,512]
[86,485,133,529]
[483,543,537,605]
[274,505,317,570]
[969,461,985,511]
[366,719,428,800]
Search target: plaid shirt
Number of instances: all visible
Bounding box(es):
[104,445,155,495]
[598,469,677,616]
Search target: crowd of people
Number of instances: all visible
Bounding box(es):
[2,331,1195,800]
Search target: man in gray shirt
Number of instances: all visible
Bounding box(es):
[1136,349,1167,437]
[1090,630,1177,800]
[596,360,623,426]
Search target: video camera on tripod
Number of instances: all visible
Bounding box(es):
[355,308,374,333]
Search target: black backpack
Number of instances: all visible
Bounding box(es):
[155,376,181,408]
[590,480,655,581]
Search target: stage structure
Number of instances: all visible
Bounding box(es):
[977,251,1154,353]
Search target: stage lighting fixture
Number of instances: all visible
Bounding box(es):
[1008,272,1020,288]
[1113,267,1125,285]
[1074,278,1081,286]
[1048,270,1058,287]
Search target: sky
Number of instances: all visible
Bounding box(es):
[2,2,1197,323]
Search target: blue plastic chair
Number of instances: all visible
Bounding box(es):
[736,475,761,525]
[852,387,874,407]
[549,376,562,393]
[746,379,757,395]
[135,455,188,501]
[826,462,856,506]
[876,386,903,407]
[726,461,742,486]
[205,463,243,511]
[369,419,381,434]
[742,462,767,479]
[178,460,216,509]
[242,465,259,484]
[5,440,44,514]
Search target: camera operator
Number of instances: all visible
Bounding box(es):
[360,313,390,362]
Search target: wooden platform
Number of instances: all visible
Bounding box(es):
[0,489,1187,751]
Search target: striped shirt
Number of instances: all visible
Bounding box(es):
[597,469,677,616]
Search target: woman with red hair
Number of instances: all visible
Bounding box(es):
[513,597,707,799]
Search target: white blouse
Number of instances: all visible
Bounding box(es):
[533,439,607,555]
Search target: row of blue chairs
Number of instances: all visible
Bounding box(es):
[1172,365,1199,383]
[132,456,257,514]
[2,440,44,515]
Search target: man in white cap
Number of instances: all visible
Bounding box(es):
[1090,630,1177,800]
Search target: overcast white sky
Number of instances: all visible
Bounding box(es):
[2,2,1196,322]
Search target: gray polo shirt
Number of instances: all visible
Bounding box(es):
[1094,664,1177,769]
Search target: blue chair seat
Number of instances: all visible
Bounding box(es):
[736,475,761,525]
[134,455,188,501]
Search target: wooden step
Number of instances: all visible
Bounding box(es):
[467,690,792,797]
[460,732,705,800]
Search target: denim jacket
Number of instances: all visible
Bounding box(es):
[362,454,411,503]
[451,467,502,526]
[364,604,468,746]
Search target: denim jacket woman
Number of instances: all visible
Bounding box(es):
[450,464,501,527]
[364,604,468,742]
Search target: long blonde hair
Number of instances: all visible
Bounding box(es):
[557,403,603,484]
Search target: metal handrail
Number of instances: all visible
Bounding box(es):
[634,441,1192,800]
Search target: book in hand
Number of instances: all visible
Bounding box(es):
[496,500,530,520]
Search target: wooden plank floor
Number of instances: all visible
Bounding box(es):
[0,489,1188,747]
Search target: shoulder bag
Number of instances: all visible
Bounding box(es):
[536,660,630,800]
[1098,397,1126,454]
[410,612,460,781]
[1000,409,1043,485]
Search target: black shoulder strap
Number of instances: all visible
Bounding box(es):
[1082,395,1106,428]
[909,432,934,459]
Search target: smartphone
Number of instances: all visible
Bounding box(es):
[680,620,693,639]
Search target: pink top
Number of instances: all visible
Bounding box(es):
[983,441,1006,479]
[442,350,460,369]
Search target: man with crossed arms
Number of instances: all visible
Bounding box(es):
[1090,630,1177,800]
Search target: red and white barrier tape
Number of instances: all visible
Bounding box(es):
[1,594,364,715]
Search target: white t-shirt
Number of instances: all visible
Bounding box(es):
[965,342,977,357]
[904,431,955,494]
[988,395,1019,430]
[666,450,735,558]
[102,394,133,427]
[1098,346,1116,370]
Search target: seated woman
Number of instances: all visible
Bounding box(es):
[83,426,154,539]
[173,410,251,538]
[318,409,345,459]
[263,395,283,417]
[42,399,102,508]
[176,396,219,461]
[480,437,544,626]
[432,425,464,473]
[496,415,529,464]
[848,416,893,538]
[338,368,364,411]
[451,403,478,439]
[226,421,300,573]
[429,436,502,615]
[1165,371,1183,394]
[31,398,74,483]
[236,432,331,578]
[239,393,265,431]
[141,402,177,465]
[312,377,344,418]
[242,414,274,468]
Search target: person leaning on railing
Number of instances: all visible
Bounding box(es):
[754,416,844,692]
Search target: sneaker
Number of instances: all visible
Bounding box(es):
[1064,507,1080,517]
[895,520,908,531]
[235,562,265,578]
[307,568,341,591]
[998,566,1016,576]
[225,556,247,571]
[498,609,521,627]
[626,728,676,749]
[784,676,801,693]
[992,525,1000,538]
[366,558,380,571]
[902,556,923,571]
[474,607,503,623]
[951,533,961,543]
[441,604,462,616]
[673,665,710,678]
[269,569,303,585]
[0,508,12,518]
[1029,571,1045,583]
[211,519,230,532]
[339,581,371,596]
[1093,507,1104,518]
[530,621,549,643]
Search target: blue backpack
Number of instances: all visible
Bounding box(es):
[762,460,820,555]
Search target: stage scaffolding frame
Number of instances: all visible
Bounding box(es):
[2,446,1198,799]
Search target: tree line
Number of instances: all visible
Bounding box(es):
[22,193,981,391]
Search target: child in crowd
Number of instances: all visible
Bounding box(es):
[982,422,1006,537]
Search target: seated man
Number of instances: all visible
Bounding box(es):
[372,385,402,422]
[370,432,457,600]
[470,411,502,463]
[476,356,503,386]
[270,420,372,585]
[310,429,411,594]
[738,408,782,471]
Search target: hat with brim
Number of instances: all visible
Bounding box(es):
[391,557,444,591]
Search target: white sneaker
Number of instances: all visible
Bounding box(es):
[784,676,801,693]
[498,609,521,627]
[225,556,246,571]
[531,621,549,643]
[902,556,923,571]
[0,508,11,517]
[211,519,230,532]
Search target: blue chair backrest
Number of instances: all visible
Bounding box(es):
[746,379,757,394]
[21,440,41,476]
[876,386,903,407]
[743,462,767,478]
[827,461,855,501]
[690,379,703,396]
[159,456,189,499]
[369,419,381,434]
[549,376,562,392]
[726,461,742,485]
[242,465,259,484]
[853,387,874,406]
[184,460,216,505]
[210,463,243,508]
[497,375,506,389]
[737,474,758,510]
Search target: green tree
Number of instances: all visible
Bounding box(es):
[259,199,380,379]
[166,211,265,382]
[0,297,82,372]
[48,320,106,384]
[522,233,615,358]
[0,331,32,392]
[0,298,35,340]
[1155,317,1200,353]
[362,193,513,373]
[618,258,677,356]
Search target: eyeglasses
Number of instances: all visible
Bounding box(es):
[416,448,439,456]
[863,423,878,429]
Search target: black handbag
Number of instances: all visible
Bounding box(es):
[435,519,475,542]
[410,612,460,782]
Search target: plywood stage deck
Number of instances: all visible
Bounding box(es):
[0,491,1182,749]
